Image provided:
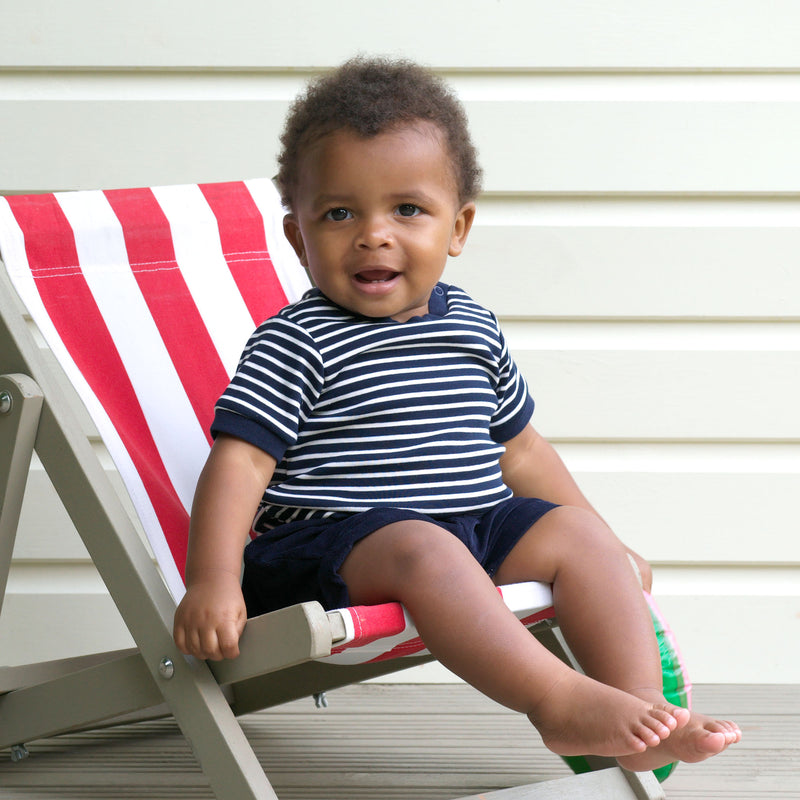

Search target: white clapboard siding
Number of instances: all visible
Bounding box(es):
[3,0,800,69]
[458,212,800,319]
[2,1,799,683]
[4,93,800,193]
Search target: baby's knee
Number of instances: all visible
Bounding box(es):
[551,506,626,554]
[391,521,467,575]
[342,520,466,604]
[364,520,470,584]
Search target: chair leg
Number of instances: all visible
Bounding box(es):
[154,653,282,800]
[0,372,277,798]
[457,766,665,799]
[0,374,43,618]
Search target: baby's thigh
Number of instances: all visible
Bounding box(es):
[339,519,479,605]
[492,505,622,587]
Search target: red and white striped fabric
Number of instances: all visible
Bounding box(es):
[0,179,557,663]
[327,582,555,665]
[0,179,307,599]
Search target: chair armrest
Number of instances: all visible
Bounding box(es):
[209,601,336,685]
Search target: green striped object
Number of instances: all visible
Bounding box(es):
[559,592,692,783]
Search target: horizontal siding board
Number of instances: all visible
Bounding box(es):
[3,99,800,192]
[654,594,800,684]
[0,100,288,192]
[13,463,145,561]
[514,349,800,440]
[0,593,134,666]
[571,471,800,563]
[466,101,800,193]
[3,1,800,69]
[452,225,800,319]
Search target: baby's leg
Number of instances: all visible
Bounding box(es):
[493,506,741,766]
[339,519,679,760]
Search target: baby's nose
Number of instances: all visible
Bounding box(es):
[356,216,393,248]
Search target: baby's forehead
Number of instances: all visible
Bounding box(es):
[308,119,447,154]
[302,121,457,177]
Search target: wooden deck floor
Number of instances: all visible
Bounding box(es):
[0,683,797,799]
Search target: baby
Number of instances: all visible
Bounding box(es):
[174,56,740,770]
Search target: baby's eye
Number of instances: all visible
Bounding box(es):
[326,208,352,222]
[396,204,421,217]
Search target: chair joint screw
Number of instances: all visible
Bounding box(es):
[158,657,175,680]
[0,391,12,414]
[11,744,30,763]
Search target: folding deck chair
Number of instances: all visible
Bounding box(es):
[0,179,687,799]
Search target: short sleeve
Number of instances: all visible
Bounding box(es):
[489,323,535,443]
[211,316,324,459]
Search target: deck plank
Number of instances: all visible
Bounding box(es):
[0,684,797,799]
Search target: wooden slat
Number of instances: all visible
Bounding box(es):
[452,224,800,319]
[571,470,800,563]
[467,101,800,193]
[514,349,800,440]
[652,595,800,684]
[2,99,800,192]
[0,684,795,799]
[3,1,800,69]
[0,592,135,666]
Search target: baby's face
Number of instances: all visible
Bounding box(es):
[283,123,475,322]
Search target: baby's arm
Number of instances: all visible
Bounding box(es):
[499,424,652,590]
[173,433,276,661]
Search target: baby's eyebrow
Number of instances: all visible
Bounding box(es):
[387,190,437,206]
[311,194,351,210]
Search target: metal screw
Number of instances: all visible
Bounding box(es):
[10,744,29,763]
[0,391,12,414]
[158,657,175,680]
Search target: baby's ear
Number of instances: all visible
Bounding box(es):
[283,214,308,266]
[448,202,476,258]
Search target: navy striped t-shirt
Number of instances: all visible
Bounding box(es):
[212,283,534,527]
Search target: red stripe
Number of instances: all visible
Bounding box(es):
[332,598,557,662]
[103,187,230,440]
[330,603,407,655]
[369,637,427,662]
[6,193,190,578]
[199,181,289,326]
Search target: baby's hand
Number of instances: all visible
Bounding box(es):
[173,571,247,661]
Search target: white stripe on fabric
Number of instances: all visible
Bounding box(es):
[0,197,117,439]
[56,190,208,515]
[283,437,504,466]
[151,184,256,376]
[323,584,554,664]
[244,178,311,303]
[0,195,185,600]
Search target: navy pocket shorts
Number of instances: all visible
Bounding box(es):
[241,496,558,616]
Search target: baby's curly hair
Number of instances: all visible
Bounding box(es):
[276,56,482,209]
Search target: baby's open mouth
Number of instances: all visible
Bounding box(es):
[355,269,398,283]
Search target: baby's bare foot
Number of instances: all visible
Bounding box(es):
[618,700,741,772]
[526,672,681,759]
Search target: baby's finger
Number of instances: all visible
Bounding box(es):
[198,628,226,661]
[216,624,242,660]
[173,624,188,655]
